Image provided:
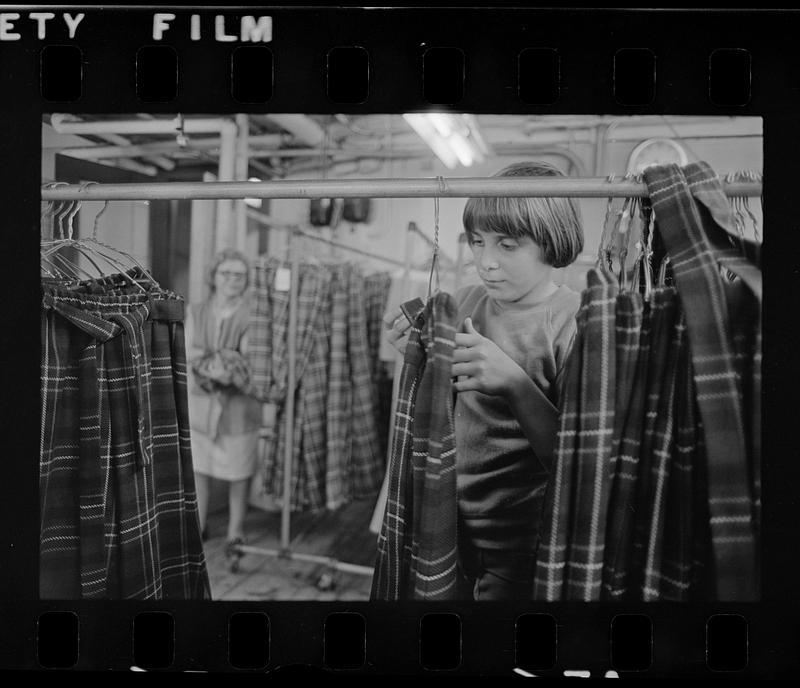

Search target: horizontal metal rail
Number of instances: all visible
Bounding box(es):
[41,176,763,201]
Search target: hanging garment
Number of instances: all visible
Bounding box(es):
[40,276,210,600]
[347,265,384,499]
[644,161,761,601]
[532,268,618,601]
[326,263,354,509]
[601,289,649,598]
[535,162,761,603]
[371,293,459,601]
[249,258,383,511]
[364,272,393,458]
[250,258,331,510]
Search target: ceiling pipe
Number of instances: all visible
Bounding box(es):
[105,158,159,177]
[50,114,237,136]
[92,132,175,171]
[48,134,287,159]
[263,114,326,147]
[282,145,587,178]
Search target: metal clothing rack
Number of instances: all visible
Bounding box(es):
[42,173,763,587]
[246,207,407,269]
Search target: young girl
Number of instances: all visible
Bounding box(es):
[386,161,584,600]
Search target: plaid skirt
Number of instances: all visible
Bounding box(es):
[40,277,210,600]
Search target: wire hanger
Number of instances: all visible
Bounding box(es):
[742,170,761,243]
[79,182,162,291]
[426,176,445,301]
[598,174,631,275]
[41,182,159,292]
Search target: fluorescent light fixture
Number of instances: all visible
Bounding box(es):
[402,113,490,169]
[403,114,459,168]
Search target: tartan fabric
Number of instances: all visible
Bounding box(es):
[644,162,760,601]
[632,290,685,600]
[248,258,384,511]
[40,281,210,600]
[251,259,330,510]
[658,321,710,601]
[325,263,353,510]
[601,291,648,599]
[533,267,618,601]
[371,292,459,600]
[299,279,332,511]
[364,272,393,457]
[347,265,383,498]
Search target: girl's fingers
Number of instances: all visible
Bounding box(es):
[453,377,479,393]
[451,362,474,378]
[454,332,482,347]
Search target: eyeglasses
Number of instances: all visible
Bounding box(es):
[217,271,247,280]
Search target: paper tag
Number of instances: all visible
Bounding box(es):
[261,402,277,429]
[274,267,291,292]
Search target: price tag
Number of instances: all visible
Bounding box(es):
[261,402,277,429]
[274,267,291,292]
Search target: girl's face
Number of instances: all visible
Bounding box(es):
[467,227,554,305]
[213,259,248,299]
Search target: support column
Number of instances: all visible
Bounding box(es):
[235,114,250,251]
[189,170,218,304]
[215,119,237,251]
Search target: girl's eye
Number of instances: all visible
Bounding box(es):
[500,243,517,250]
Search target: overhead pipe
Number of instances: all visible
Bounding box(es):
[263,114,326,147]
[50,114,237,137]
[42,176,762,202]
[48,134,286,160]
[283,145,587,178]
[103,158,158,177]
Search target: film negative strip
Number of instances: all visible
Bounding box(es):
[1,3,798,676]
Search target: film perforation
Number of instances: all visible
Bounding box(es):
[0,4,795,677]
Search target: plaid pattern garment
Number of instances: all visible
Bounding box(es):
[248,258,384,512]
[347,265,384,499]
[533,267,618,601]
[364,272,394,457]
[644,162,761,601]
[371,292,459,600]
[325,263,353,510]
[40,278,210,600]
[250,258,331,510]
[602,290,648,599]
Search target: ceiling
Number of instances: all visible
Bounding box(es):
[43,113,762,181]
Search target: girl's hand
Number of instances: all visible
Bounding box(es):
[452,317,526,396]
[383,306,412,355]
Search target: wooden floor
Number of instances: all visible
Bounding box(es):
[204,496,379,601]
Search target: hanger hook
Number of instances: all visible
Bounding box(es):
[41,181,69,240]
[55,197,77,241]
[66,184,91,240]
[78,181,109,240]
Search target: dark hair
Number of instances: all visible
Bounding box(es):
[206,248,251,295]
[462,161,584,268]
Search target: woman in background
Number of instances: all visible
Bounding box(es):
[186,249,262,572]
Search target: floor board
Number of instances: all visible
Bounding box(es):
[204,496,380,601]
